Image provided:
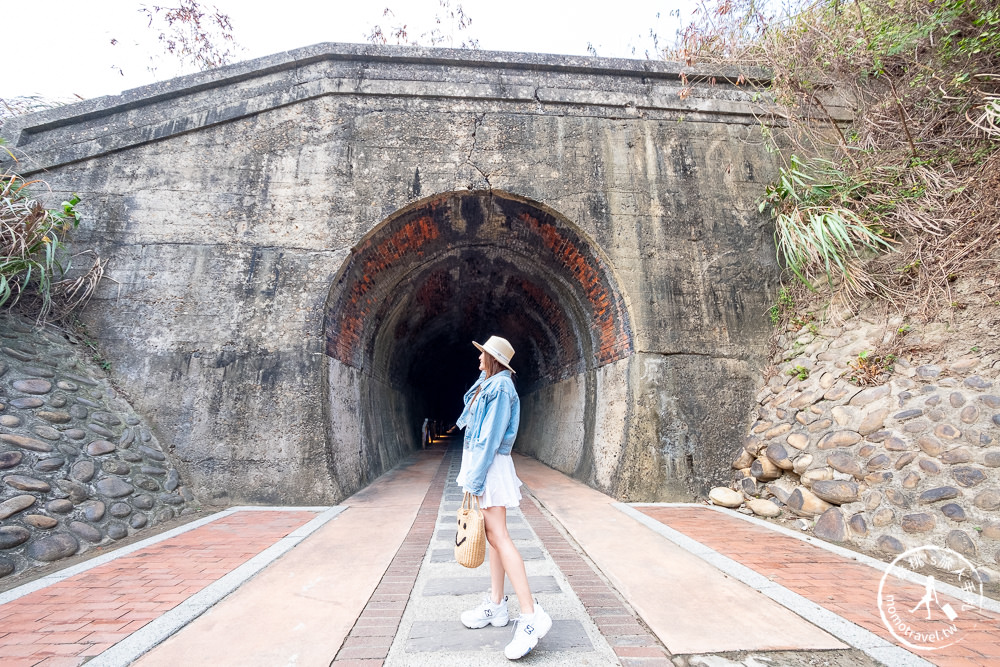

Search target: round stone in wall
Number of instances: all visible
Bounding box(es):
[10,398,43,409]
[810,480,860,505]
[0,451,24,470]
[747,498,781,517]
[917,436,943,457]
[981,522,1000,540]
[133,494,154,510]
[919,458,942,474]
[964,375,992,390]
[0,494,37,520]
[37,410,71,424]
[919,486,959,504]
[945,530,977,557]
[813,508,848,542]
[4,475,51,493]
[86,440,115,456]
[130,513,148,529]
[109,502,132,517]
[709,487,743,508]
[827,452,863,479]
[884,437,909,452]
[940,503,966,522]
[751,458,781,481]
[787,487,832,516]
[134,476,159,492]
[0,434,53,453]
[0,526,31,549]
[56,480,89,503]
[71,460,95,483]
[941,447,972,464]
[894,452,917,469]
[102,460,131,476]
[68,521,103,544]
[139,445,166,462]
[866,454,890,471]
[901,513,935,533]
[974,489,1000,511]
[79,500,106,522]
[23,514,58,529]
[848,513,868,536]
[877,535,905,555]
[95,477,134,498]
[106,523,128,540]
[33,456,65,473]
[952,467,986,487]
[935,424,962,440]
[26,533,79,562]
[885,489,912,508]
[46,499,73,514]
[818,431,862,449]
[0,556,13,578]
[12,379,53,394]
[154,507,174,522]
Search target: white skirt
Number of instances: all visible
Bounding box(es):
[457,453,523,509]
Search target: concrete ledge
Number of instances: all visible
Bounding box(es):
[0,42,793,174]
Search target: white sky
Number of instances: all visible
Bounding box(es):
[6,0,699,102]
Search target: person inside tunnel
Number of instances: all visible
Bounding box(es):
[455,335,552,660]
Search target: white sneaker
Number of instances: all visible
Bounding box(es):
[461,594,509,629]
[503,602,553,660]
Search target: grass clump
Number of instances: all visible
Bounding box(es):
[673,0,1000,319]
[0,165,103,321]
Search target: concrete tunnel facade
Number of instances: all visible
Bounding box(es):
[0,44,830,505]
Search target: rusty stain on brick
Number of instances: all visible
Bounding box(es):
[324,192,632,374]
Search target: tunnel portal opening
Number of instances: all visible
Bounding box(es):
[323,191,633,485]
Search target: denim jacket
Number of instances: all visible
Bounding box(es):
[455,370,520,495]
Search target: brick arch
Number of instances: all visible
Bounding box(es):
[323,190,633,389]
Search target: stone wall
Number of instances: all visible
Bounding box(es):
[0,44,817,505]
[715,311,1000,581]
[0,315,196,581]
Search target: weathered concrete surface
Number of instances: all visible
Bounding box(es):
[0,43,798,504]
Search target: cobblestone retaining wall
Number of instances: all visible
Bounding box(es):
[720,315,1000,583]
[0,315,196,580]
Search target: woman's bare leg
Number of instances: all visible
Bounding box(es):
[482,506,534,615]
[488,543,505,604]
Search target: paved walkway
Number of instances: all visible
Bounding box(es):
[0,442,996,666]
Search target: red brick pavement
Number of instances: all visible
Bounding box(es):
[0,511,315,667]
[639,506,1000,667]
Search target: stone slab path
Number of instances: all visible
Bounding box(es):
[2,442,989,666]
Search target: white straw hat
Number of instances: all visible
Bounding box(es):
[473,335,516,373]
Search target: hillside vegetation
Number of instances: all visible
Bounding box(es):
[677,0,1000,330]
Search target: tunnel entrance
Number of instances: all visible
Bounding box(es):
[323,191,633,490]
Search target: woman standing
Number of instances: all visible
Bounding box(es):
[455,335,552,660]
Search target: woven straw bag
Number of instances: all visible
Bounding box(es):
[455,492,486,568]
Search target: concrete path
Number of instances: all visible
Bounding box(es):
[1,442,997,667]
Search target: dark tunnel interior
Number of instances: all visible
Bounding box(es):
[324,190,633,453]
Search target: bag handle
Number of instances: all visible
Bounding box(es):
[462,491,481,511]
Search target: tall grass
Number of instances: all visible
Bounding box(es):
[0,167,100,321]
[762,156,894,292]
